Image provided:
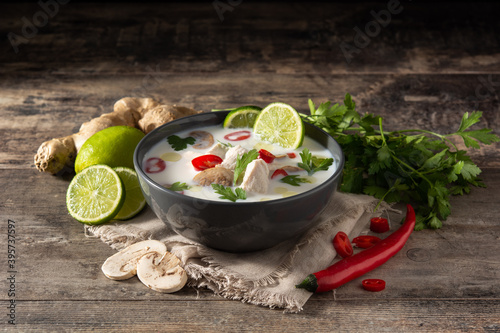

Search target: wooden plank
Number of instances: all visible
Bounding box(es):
[5,299,500,332]
[1,73,499,169]
[1,3,500,75]
[1,169,499,303]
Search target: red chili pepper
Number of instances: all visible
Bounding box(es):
[352,235,382,249]
[362,279,386,292]
[144,157,166,174]
[287,152,296,158]
[258,149,276,163]
[191,154,223,171]
[296,204,415,293]
[370,217,390,233]
[271,168,288,179]
[224,130,251,141]
[332,231,353,258]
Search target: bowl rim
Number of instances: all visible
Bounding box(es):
[134,111,345,206]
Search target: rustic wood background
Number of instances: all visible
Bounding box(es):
[1,1,499,332]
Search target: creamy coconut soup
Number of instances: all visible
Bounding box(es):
[142,125,338,202]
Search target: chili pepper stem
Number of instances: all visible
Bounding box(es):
[295,274,318,292]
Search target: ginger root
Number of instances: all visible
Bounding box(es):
[138,105,201,134]
[34,97,201,174]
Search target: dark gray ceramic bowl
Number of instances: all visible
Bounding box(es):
[134,111,344,252]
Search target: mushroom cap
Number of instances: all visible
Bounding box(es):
[101,240,167,280]
[193,166,234,187]
[189,130,214,149]
[137,251,188,293]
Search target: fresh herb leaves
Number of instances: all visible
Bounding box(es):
[217,140,233,148]
[167,182,190,192]
[212,184,247,202]
[298,148,334,175]
[233,149,259,184]
[167,135,195,151]
[280,175,310,186]
[303,93,499,230]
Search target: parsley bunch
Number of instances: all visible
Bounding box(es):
[302,94,499,230]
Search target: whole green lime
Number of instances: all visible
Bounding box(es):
[74,126,145,173]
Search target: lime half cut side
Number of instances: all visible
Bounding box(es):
[253,102,304,149]
[66,164,125,225]
[223,105,262,128]
[113,167,146,220]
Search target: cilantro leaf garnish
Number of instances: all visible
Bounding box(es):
[233,149,259,185]
[211,184,247,202]
[167,135,196,151]
[167,182,190,192]
[217,140,233,148]
[280,175,310,186]
[298,148,334,175]
[302,93,500,230]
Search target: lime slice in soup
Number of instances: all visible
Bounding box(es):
[223,106,262,128]
[253,102,304,149]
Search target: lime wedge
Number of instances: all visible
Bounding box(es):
[223,106,262,128]
[253,102,304,149]
[66,164,125,225]
[113,167,146,220]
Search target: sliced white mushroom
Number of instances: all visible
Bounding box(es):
[268,163,304,173]
[189,130,214,149]
[193,165,234,186]
[101,240,167,280]
[137,251,188,293]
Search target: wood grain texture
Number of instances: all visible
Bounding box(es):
[1,1,499,331]
[2,2,500,75]
[1,73,498,170]
[1,169,498,301]
[5,299,500,332]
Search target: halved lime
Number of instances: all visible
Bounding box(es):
[66,164,125,225]
[113,167,146,220]
[253,102,304,149]
[223,105,262,128]
[75,126,145,173]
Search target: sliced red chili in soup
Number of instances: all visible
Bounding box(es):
[271,168,288,179]
[191,154,223,171]
[224,130,251,141]
[258,149,276,163]
[145,157,166,174]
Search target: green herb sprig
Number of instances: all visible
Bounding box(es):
[233,149,259,185]
[167,135,195,151]
[280,175,311,186]
[298,148,334,175]
[302,93,499,230]
[212,184,247,202]
[167,182,190,192]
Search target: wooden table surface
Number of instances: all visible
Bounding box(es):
[1,2,499,332]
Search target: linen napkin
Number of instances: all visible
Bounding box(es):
[85,192,391,313]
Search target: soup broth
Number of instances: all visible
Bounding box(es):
[142,125,338,202]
